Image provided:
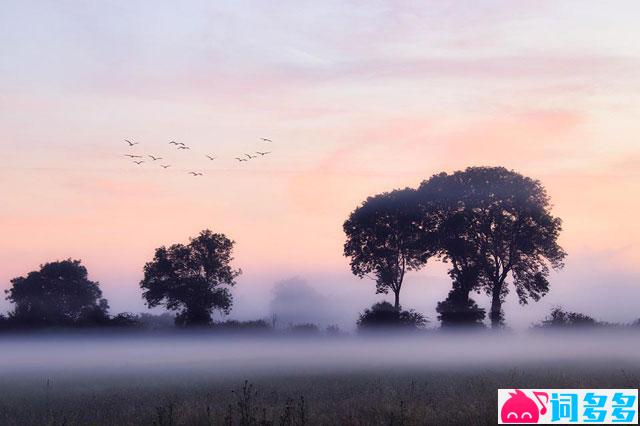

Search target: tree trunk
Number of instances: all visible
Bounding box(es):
[457,286,472,304]
[394,291,400,310]
[490,285,503,328]
[178,306,212,327]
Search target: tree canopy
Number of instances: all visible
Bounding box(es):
[418,166,566,327]
[343,188,435,308]
[5,259,109,327]
[345,166,566,328]
[140,229,241,326]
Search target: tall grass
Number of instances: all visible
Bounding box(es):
[0,362,638,425]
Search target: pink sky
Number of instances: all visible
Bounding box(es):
[1,1,639,326]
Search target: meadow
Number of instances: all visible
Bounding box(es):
[0,332,638,425]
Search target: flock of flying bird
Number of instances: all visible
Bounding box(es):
[123,138,272,176]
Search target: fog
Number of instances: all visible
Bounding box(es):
[3,257,638,332]
[268,277,350,328]
[34,256,637,333]
[1,330,638,378]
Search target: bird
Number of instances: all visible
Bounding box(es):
[206,155,216,160]
[256,151,271,156]
[161,165,171,169]
[245,153,257,159]
[189,172,203,176]
[124,154,143,158]
[260,138,273,143]
[124,139,139,146]
[178,146,190,150]
[235,157,247,162]
[133,161,144,165]
[149,155,163,161]
[169,141,179,145]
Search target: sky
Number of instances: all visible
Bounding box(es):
[1,1,639,328]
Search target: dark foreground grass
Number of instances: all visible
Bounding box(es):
[0,362,638,426]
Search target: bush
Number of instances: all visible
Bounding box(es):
[536,307,599,328]
[214,319,271,331]
[137,313,176,329]
[109,312,141,327]
[287,323,320,335]
[436,290,485,327]
[357,302,427,331]
[325,325,347,337]
[0,315,10,331]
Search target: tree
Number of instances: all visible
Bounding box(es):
[140,230,241,326]
[419,167,566,327]
[343,188,434,308]
[417,179,488,325]
[356,301,428,331]
[5,259,109,327]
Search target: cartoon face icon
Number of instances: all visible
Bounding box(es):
[501,389,548,423]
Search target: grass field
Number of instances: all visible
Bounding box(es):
[0,333,638,425]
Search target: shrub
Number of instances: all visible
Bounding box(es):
[137,313,176,329]
[214,319,271,331]
[325,324,347,337]
[287,323,320,335]
[536,307,599,328]
[357,301,427,331]
[109,312,141,327]
[436,290,485,327]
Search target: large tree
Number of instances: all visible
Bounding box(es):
[418,172,488,325]
[140,230,241,326]
[6,259,109,327]
[419,167,566,327]
[343,188,435,308]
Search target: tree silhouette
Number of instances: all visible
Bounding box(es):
[343,188,434,309]
[419,167,566,327]
[418,172,488,325]
[5,259,109,327]
[140,230,241,326]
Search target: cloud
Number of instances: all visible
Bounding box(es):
[286,109,585,214]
